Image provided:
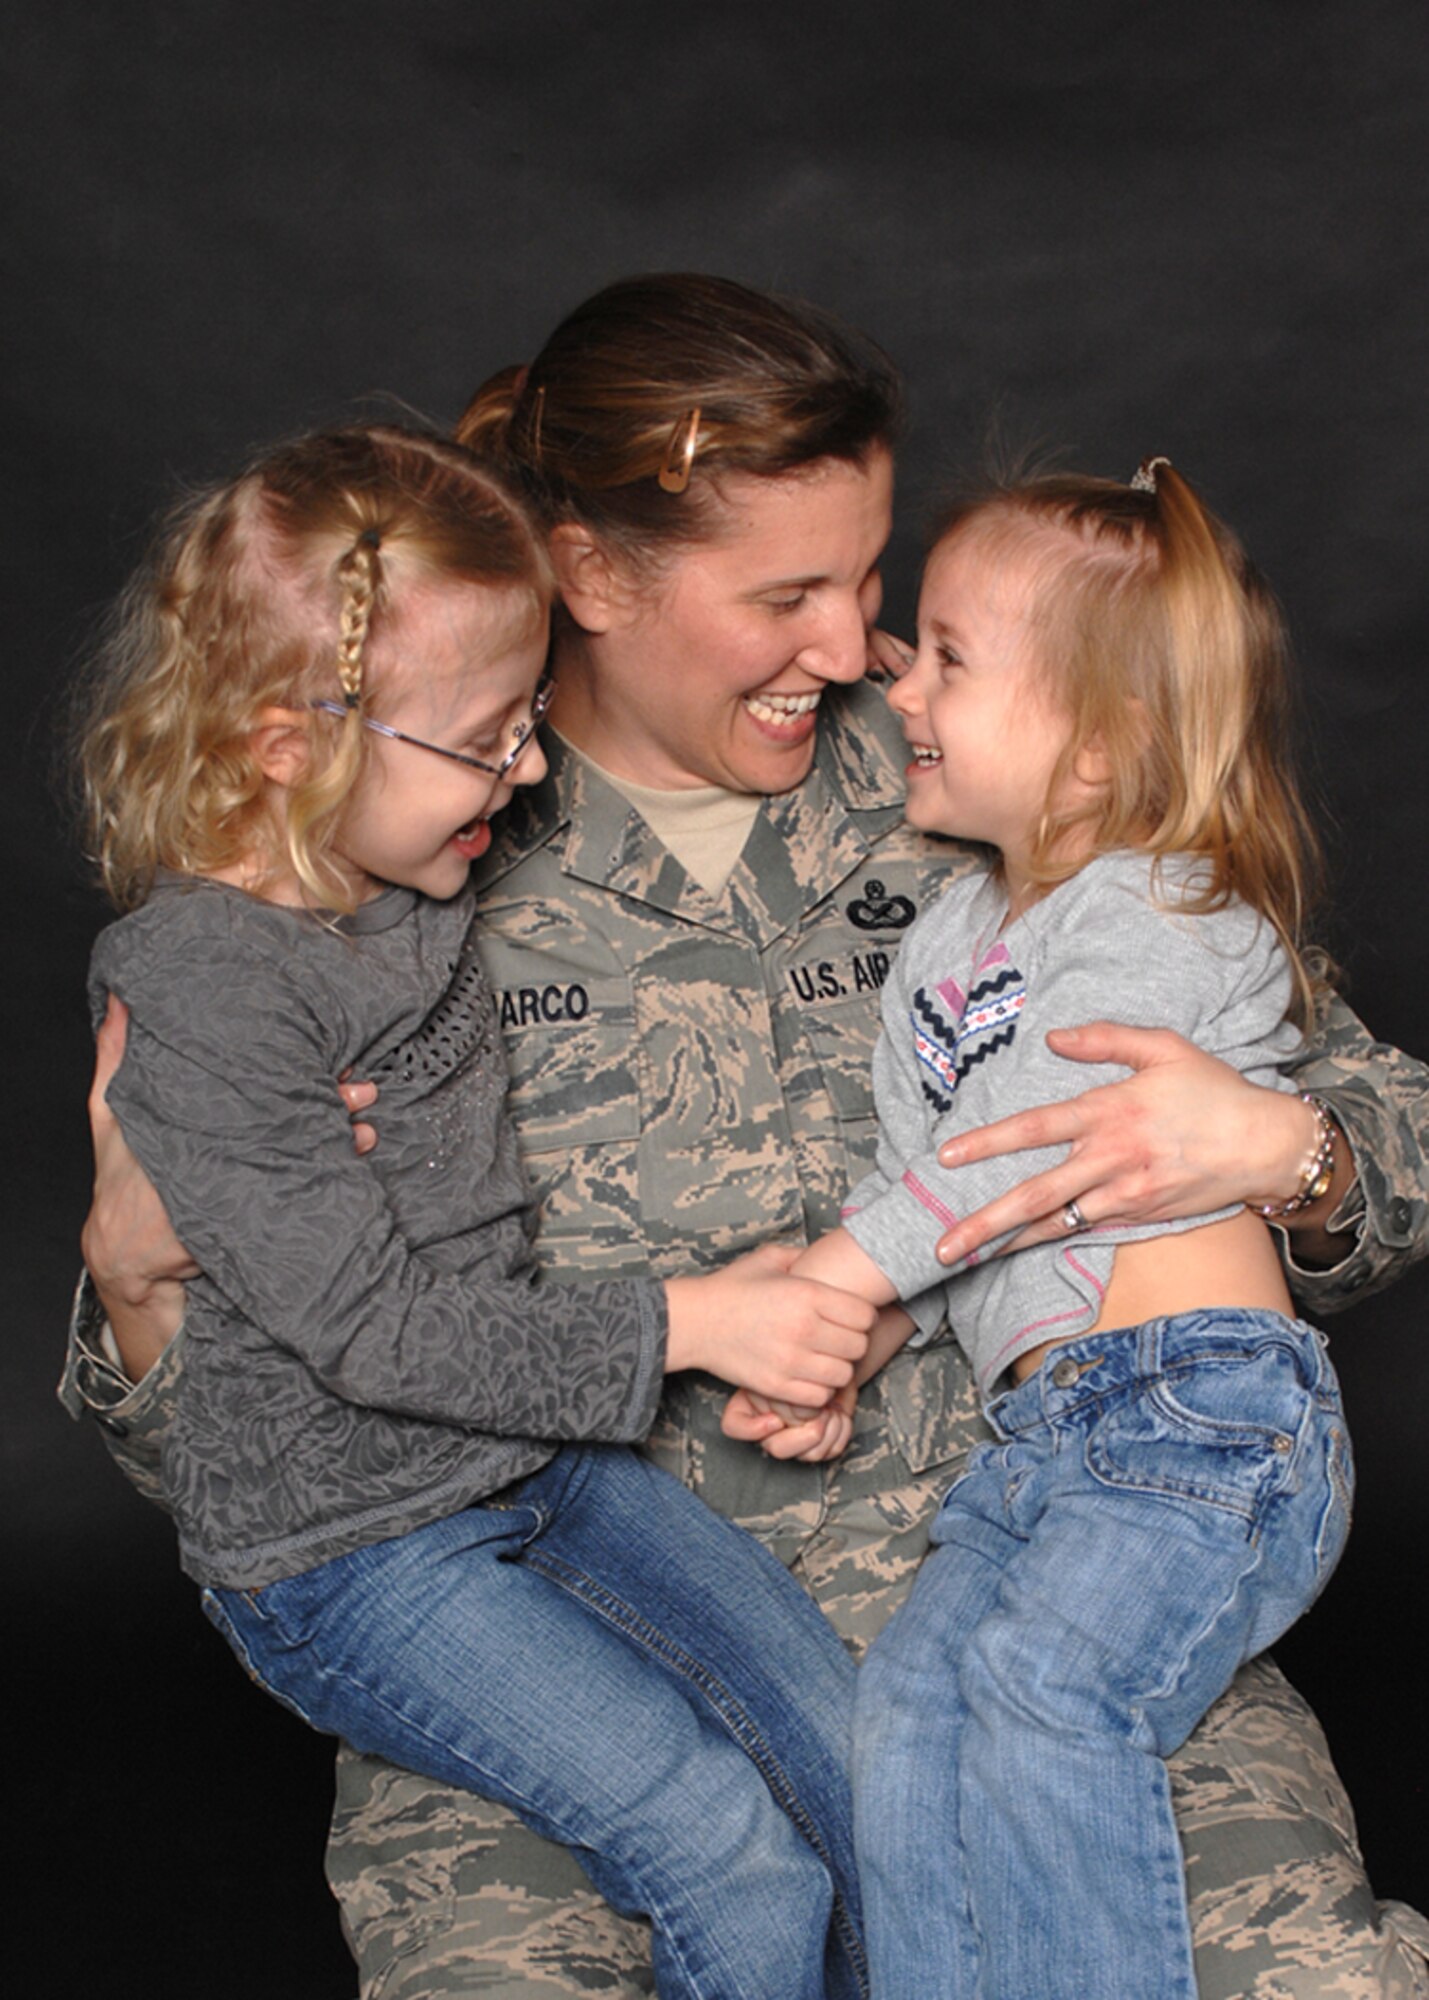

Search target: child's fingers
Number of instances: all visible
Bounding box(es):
[771,1353,857,1402]
[722,1391,786,1442]
[801,1317,871,1363]
[760,1416,834,1460]
[805,1281,879,1334]
[797,1410,854,1463]
[761,1395,825,1425]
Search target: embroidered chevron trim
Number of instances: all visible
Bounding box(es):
[951,1020,1019,1079]
[911,957,1027,1112]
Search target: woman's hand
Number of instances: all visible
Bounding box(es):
[339,1071,379,1155]
[82,997,194,1378]
[930,1022,1343,1268]
[665,1245,874,1405]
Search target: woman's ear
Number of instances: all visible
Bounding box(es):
[249,708,314,789]
[548,524,639,633]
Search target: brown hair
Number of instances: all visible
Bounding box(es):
[456,273,901,568]
[935,462,1326,1022]
[76,425,551,912]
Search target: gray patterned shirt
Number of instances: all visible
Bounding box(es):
[87,875,666,1588]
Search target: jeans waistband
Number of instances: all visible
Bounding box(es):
[986,1309,1328,1438]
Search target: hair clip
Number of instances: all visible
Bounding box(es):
[531,383,546,462]
[343,686,362,710]
[1130,456,1172,494]
[657,406,702,494]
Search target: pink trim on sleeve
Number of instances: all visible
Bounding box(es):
[900,1170,982,1268]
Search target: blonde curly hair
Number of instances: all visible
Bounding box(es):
[76,425,551,911]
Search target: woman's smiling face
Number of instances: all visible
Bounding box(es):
[551,448,894,794]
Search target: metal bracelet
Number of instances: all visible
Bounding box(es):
[1250,1093,1338,1220]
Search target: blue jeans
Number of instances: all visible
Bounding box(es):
[205,1444,866,2000]
[852,1310,1352,2000]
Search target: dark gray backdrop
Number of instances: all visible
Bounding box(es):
[6,4,1425,1992]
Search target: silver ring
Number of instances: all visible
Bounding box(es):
[1060,1199,1087,1233]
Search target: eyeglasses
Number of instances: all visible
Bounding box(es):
[310,674,555,778]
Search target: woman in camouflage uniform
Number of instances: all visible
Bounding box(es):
[76,275,1429,1998]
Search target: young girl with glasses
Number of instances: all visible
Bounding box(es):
[71,423,877,2000]
[730,459,1353,2000]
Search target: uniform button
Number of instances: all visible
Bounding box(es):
[1389,1197,1413,1235]
[1051,1357,1081,1389]
[97,1415,130,1438]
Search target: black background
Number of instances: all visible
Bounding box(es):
[6,5,1425,1991]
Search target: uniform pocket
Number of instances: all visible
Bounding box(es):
[497,986,644,1266]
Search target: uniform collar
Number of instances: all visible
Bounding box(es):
[472,682,910,943]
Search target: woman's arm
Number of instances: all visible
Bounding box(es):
[81,998,191,1378]
[926,998,1429,1308]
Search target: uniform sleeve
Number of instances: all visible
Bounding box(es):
[96,931,666,1445]
[1278,993,1429,1312]
[843,868,1300,1306]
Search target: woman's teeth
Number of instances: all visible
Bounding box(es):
[743,691,822,726]
[910,745,943,767]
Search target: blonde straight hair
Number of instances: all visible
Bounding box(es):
[935,463,1326,1024]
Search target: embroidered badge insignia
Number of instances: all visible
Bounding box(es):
[847,878,916,931]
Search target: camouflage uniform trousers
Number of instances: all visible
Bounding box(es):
[326,1351,1429,2000]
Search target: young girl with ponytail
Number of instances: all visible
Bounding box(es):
[733,458,1355,2000]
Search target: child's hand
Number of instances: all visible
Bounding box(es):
[723,1384,857,1462]
[664,1246,874,1405]
[721,1387,789,1446]
[770,1382,857,1462]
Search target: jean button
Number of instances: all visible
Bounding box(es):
[1050,1357,1080,1389]
[1272,1434,1293,1453]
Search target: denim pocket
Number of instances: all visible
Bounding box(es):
[1313,1419,1355,1580]
[200,1585,326,1731]
[1084,1345,1310,1524]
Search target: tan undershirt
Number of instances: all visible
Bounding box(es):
[556,732,762,898]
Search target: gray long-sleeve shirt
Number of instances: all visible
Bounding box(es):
[841,851,1305,1396]
[86,876,666,1588]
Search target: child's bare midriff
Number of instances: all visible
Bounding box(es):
[1011,1211,1295,1384]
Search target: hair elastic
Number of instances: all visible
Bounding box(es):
[657,406,702,493]
[1130,455,1172,494]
